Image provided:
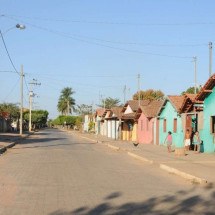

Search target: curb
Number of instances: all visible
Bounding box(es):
[160,164,207,184]
[127,152,153,164]
[78,136,103,144]
[0,133,33,155]
[107,144,120,151]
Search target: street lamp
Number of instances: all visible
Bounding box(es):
[0,23,26,135]
[1,24,26,35]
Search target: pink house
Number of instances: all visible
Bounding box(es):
[136,100,164,144]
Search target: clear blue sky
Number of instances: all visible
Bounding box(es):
[1,0,215,119]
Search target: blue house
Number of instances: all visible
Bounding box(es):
[195,74,215,153]
[158,96,185,148]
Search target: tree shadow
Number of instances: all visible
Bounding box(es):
[48,187,215,215]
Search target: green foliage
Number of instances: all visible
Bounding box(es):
[57,87,75,115]
[98,97,120,109]
[0,103,19,120]
[133,89,164,101]
[181,86,200,95]
[52,115,82,129]
[75,117,82,130]
[88,121,95,131]
[75,104,92,116]
[24,110,49,128]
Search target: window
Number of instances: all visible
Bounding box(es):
[173,118,177,133]
[211,116,215,133]
[163,119,167,132]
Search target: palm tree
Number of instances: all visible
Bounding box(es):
[57,87,75,115]
[98,97,121,109]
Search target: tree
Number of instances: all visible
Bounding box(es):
[57,87,75,115]
[133,89,164,101]
[24,110,49,129]
[181,86,200,95]
[75,104,93,116]
[0,103,20,120]
[98,97,121,109]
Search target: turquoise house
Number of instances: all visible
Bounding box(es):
[195,74,215,153]
[158,96,185,147]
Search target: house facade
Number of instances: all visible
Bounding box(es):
[95,108,106,135]
[121,100,150,141]
[195,74,215,153]
[158,96,185,148]
[136,100,164,144]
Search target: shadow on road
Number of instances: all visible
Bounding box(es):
[48,186,215,215]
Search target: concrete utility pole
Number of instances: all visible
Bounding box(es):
[123,85,126,103]
[28,79,41,131]
[29,91,34,132]
[20,65,24,136]
[193,57,197,94]
[138,74,140,106]
[209,42,213,77]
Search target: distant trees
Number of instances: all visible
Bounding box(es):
[24,110,49,129]
[75,104,93,116]
[52,115,82,130]
[98,97,121,109]
[181,86,200,95]
[133,89,164,101]
[57,87,75,115]
[0,103,19,120]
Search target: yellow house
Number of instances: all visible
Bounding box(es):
[121,100,150,142]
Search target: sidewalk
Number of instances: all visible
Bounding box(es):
[67,129,215,185]
[0,131,32,154]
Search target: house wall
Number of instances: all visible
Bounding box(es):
[107,120,112,138]
[124,105,133,114]
[200,89,215,153]
[137,113,154,144]
[159,101,184,147]
[132,122,137,141]
[83,115,89,132]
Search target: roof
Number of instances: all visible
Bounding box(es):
[138,100,164,118]
[121,112,136,120]
[111,106,123,118]
[95,108,106,117]
[195,74,215,101]
[167,95,185,113]
[180,93,197,113]
[122,100,150,113]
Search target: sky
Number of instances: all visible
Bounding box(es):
[0,0,215,119]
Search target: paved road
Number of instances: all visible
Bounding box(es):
[0,129,214,215]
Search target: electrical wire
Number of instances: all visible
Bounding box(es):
[0,30,19,74]
[3,14,215,26]
[3,77,20,101]
[24,76,30,92]
[3,16,193,59]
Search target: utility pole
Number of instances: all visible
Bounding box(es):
[28,79,41,131]
[193,57,197,94]
[20,65,24,136]
[123,85,126,103]
[138,74,140,106]
[29,91,33,132]
[209,42,213,77]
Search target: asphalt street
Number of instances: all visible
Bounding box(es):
[0,129,214,215]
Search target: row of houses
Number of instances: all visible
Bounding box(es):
[84,74,215,153]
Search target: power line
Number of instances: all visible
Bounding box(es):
[24,76,30,92]
[3,14,215,26]
[3,16,193,59]
[0,30,19,74]
[3,77,20,101]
